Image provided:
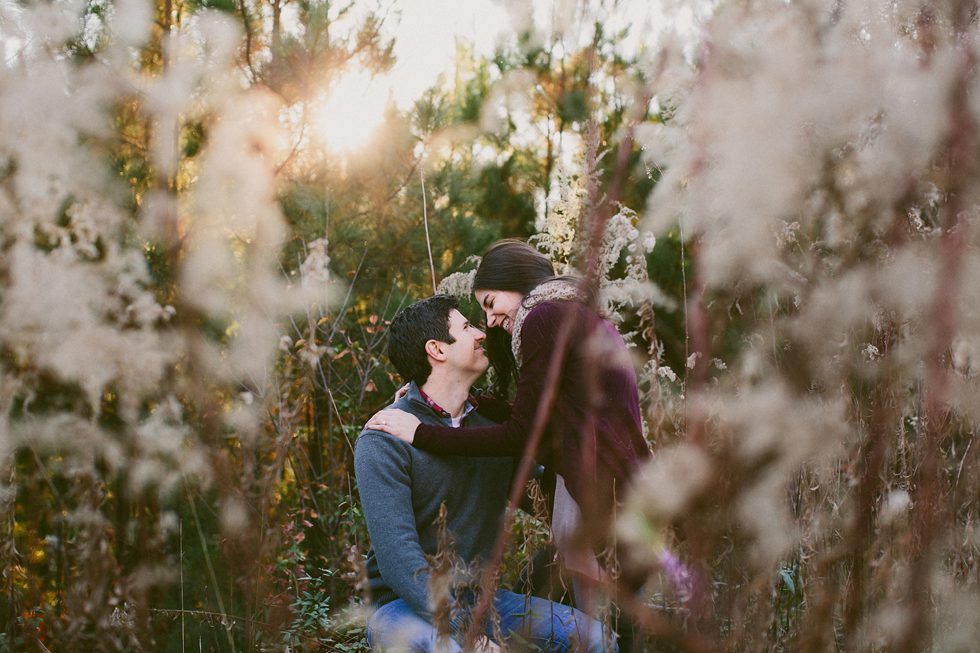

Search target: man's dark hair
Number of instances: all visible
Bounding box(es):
[387,295,458,385]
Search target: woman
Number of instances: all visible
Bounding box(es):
[367,239,650,563]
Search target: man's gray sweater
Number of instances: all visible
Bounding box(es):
[354,383,514,620]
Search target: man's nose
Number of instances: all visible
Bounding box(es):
[474,327,486,340]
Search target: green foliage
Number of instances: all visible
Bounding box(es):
[644,229,688,371]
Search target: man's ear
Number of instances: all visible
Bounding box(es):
[424,339,446,362]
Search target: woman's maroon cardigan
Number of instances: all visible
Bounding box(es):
[412,300,651,529]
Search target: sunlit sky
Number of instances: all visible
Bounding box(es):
[383,0,675,106]
[384,0,513,106]
[315,0,688,151]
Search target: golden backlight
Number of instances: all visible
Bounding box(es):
[314,69,390,154]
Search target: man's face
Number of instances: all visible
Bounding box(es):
[439,309,488,376]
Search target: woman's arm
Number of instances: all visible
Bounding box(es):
[369,303,569,457]
[363,395,512,442]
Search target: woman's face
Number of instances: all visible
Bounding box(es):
[474,289,523,334]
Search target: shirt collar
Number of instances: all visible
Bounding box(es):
[417,387,479,420]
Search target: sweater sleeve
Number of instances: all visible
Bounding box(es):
[354,431,434,619]
[413,304,562,457]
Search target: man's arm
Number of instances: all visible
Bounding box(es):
[354,431,434,619]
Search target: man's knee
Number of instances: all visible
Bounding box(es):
[367,600,462,653]
[491,589,622,652]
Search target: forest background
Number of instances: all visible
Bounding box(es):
[2,0,979,651]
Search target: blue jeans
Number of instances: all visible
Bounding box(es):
[366,590,615,652]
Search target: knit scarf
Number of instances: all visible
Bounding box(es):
[510,278,584,365]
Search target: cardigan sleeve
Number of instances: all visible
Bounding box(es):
[413,302,566,457]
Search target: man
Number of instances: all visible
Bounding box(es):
[355,295,613,652]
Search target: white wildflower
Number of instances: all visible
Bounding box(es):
[878,489,911,525]
[628,443,713,519]
[110,0,152,48]
[221,497,249,534]
[636,121,680,168]
[642,232,656,253]
[951,338,978,378]
[229,313,280,382]
[737,474,796,570]
[531,166,583,268]
[437,268,477,298]
[862,343,881,362]
[158,511,180,536]
[300,238,331,286]
[775,221,801,248]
